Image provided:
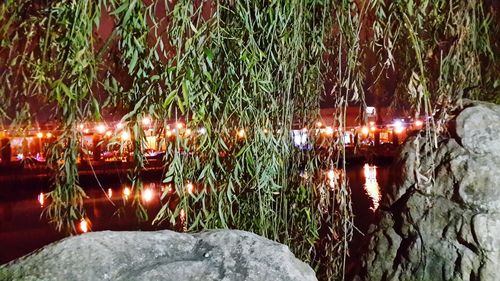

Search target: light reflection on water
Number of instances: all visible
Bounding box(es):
[363,164,381,211]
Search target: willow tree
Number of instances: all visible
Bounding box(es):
[0,0,498,280]
[0,0,352,279]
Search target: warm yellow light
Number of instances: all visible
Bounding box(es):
[327,170,335,180]
[95,124,106,134]
[105,131,112,137]
[369,121,375,126]
[325,126,334,135]
[186,182,194,194]
[370,126,377,132]
[46,132,53,138]
[123,187,131,199]
[166,130,172,137]
[116,122,124,130]
[361,126,369,135]
[79,219,89,233]
[316,121,323,127]
[142,188,154,202]
[107,188,113,198]
[83,128,90,134]
[237,129,246,138]
[121,131,130,140]
[394,126,405,134]
[142,117,152,126]
[36,132,43,138]
[415,120,423,127]
[185,128,192,136]
[176,122,183,129]
[78,124,84,130]
[363,164,380,211]
[263,128,268,134]
[37,192,44,207]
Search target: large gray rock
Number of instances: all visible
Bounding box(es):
[354,102,500,281]
[0,230,316,281]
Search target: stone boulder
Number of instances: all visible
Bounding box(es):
[0,230,316,281]
[354,102,500,281]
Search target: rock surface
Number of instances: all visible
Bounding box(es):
[354,102,500,281]
[0,230,316,281]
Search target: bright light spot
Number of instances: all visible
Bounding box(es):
[176,122,183,129]
[79,219,89,233]
[142,188,154,202]
[123,187,131,199]
[116,122,124,130]
[361,126,369,135]
[95,124,106,134]
[185,128,192,136]
[325,126,334,135]
[393,120,405,134]
[237,129,246,138]
[36,132,43,138]
[198,127,207,134]
[302,127,308,133]
[344,134,351,144]
[327,170,336,180]
[186,182,194,194]
[142,117,151,126]
[366,106,376,116]
[363,164,381,211]
[46,132,53,138]
[37,192,44,207]
[105,131,112,137]
[415,120,423,127]
[316,121,323,127]
[369,121,375,126]
[263,128,268,134]
[121,131,130,141]
[107,188,113,198]
[83,129,90,134]
[78,124,85,130]
[370,126,377,132]
[166,130,172,137]
[17,154,24,160]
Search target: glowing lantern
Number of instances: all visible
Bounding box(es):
[123,187,131,199]
[36,132,43,138]
[79,219,89,233]
[237,129,246,138]
[46,132,53,138]
[142,188,154,202]
[176,122,183,129]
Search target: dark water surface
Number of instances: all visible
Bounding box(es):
[0,163,391,264]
